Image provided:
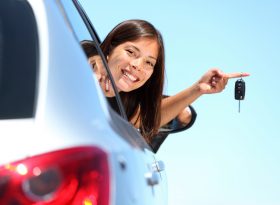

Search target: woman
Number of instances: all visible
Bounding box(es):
[82,19,249,145]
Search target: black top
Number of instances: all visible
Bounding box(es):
[150,105,197,153]
[106,97,197,153]
[107,97,122,115]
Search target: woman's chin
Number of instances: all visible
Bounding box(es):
[117,80,133,92]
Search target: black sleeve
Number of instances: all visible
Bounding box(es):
[168,105,197,133]
[150,105,197,153]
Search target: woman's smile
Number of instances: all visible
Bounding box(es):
[121,69,140,83]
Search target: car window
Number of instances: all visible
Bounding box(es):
[0,0,38,119]
[59,0,93,42]
[59,0,152,150]
[59,0,127,117]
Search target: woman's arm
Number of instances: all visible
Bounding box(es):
[160,68,249,127]
[160,83,201,127]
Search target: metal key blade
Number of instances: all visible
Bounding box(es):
[238,100,241,113]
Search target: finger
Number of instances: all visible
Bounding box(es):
[215,77,228,91]
[215,81,224,91]
[225,72,250,79]
[211,80,217,87]
[101,75,106,82]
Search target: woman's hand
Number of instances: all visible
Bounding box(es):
[197,68,250,94]
[88,55,117,96]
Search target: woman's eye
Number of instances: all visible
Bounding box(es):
[91,62,97,71]
[126,49,134,56]
[146,61,154,67]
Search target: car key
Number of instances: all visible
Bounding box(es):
[235,78,245,112]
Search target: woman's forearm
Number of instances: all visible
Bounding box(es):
[160,82,202,127]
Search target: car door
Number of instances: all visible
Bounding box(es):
[58,0,168,204]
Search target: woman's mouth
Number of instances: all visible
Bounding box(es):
[122,70,139,82]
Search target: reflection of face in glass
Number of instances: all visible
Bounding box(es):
[88,55,105,81]
[88,55,111,95]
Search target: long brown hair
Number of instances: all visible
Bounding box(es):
[101,19,165,143]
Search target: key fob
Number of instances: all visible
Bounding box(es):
[235,79,245,100]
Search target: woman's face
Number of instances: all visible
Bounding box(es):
[106,37,159,94]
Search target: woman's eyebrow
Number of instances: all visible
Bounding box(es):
[129,45,140,52]
[148,56,157,61]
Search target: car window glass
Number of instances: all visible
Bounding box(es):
[60,0,92,42]
[0,0,38,119]
[60,0,124,116]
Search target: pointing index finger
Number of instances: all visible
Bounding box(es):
[225,72,250,79]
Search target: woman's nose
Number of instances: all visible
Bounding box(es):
[130,58,142,70]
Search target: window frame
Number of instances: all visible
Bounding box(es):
[71,0,128,121]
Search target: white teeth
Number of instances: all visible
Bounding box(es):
[105,79,109,92]
[124,71,137,82]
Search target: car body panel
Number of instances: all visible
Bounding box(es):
[0,0,168,204]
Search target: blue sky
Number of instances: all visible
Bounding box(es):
[80,0,280,204]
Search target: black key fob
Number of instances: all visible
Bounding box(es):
[235,79,245,100]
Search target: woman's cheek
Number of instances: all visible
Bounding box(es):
[144,69,154,81]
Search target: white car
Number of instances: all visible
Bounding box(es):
[0,0,171,204]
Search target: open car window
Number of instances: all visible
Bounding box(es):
[59,0,125,116]
[59,0,151,150]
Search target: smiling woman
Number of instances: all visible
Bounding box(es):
[81,19,249,150]
[83,19,166,143]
